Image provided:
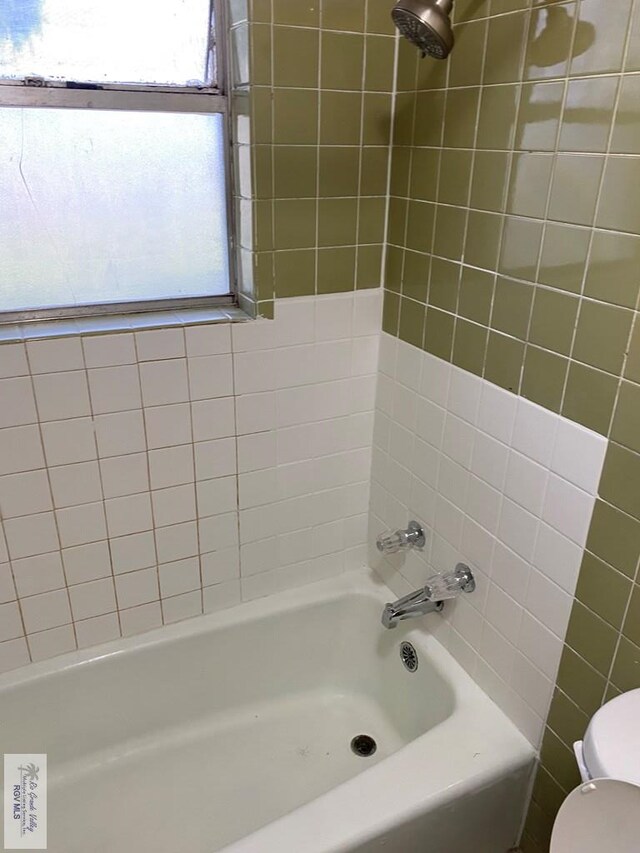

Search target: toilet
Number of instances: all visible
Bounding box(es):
[550,688,640,852]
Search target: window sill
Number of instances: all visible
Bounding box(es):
[0,306,251,343]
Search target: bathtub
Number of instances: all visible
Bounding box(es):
[0,569,535,852]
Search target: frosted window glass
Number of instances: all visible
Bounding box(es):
[0,0,212,85]
[0,108,230,312]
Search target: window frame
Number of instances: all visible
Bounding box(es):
[0,0,236,325]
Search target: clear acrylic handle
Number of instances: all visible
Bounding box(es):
[376,521,425,554]
[376,530,405,554]
[425,564,476,600]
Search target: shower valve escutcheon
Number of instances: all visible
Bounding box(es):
[376,521,426,555]
[381,564,476,629]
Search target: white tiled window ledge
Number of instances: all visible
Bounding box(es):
[0,306,251,344]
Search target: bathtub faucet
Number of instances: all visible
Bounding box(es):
[381,564,476,629]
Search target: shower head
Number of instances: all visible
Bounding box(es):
[391,0,454,60]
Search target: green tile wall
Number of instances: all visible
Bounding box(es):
[232,0,397,315]
[235,2,640,848]
[378,1,640,851]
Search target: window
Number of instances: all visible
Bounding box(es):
[0,0,232,322]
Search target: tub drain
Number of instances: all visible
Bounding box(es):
[350,734,377,757]
[400,641,418,672]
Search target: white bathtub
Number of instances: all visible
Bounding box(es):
[0,569,535,852]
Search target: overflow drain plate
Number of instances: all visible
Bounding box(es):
[350,734,377,757]
[400,641,418,672]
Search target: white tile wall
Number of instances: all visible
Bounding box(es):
[0,291,381,673]
[369,333,607,748]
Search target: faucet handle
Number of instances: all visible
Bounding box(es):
[425,563,475,600]
[376,521,426,554]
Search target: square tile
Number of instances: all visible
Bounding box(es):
[586,500,640,579]
[191,397,236,442]
[105,493,153,538]
[115,567,159,609]
[135,328,185,361]
[88,365,142,414]
[0,637,30,673]
[28,625,76,661]
[49,461,102,508]
[511,653,553,719]
[0,425,46,474]
[12,552,65,598]
[195,438,237,480]
[188,355,234,400]
[201,547,240,586]
[572,301,633,375]
[33,371,91,420]
[562,361,618,435]
[155,521,198,564]
[62,541,112,585]
[21,588,71,633]
[234,350,277,395]
[499,498,538,561]
[0,343,29,378]
[140,360,189,406]
[75,613,120,649]
[27,338,84,373]
[152,484,196,527]
[185,324,231,357]
[148,445,194,490]
[235,392,277,435]
[94,411,146,458]
[519,611,563,681]
[56,502,107,548]
[542,475,595,546]
[4,512,59,559]
[0,470,52,517]
[470,432,509,491]
[100,453,149,499]
[504,452,548,517]
[237,431,277,473]
[575,551,631,629]
[566,601,618,677]
[512,399,559,467]
[162,590,202,624]
[551,419,607,495]
[526,571,573,639]
[0,377,37,428]
[203,579,241,613]
[198,512,239,553]
[158,557,201,598]
[196,477,238,518]
[144,403,192,450]
[110,532,156,575]
[41,418,96,466]
[69,578,117,620]
[82,333,136,368]
[120,601,162,637]
[477,382,517,445]
[533,523,583,595]
[0,601,25,641]
[491,542,531,605]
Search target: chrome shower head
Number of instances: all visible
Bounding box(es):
[391,0,454,60]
